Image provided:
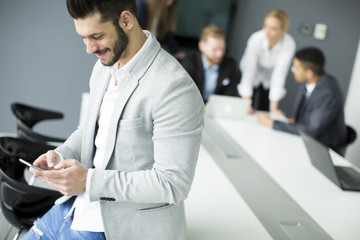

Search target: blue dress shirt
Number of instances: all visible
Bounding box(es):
[201,54,219,102]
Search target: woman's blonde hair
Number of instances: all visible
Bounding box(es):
[265,9,290,31]
[145,0,179,39]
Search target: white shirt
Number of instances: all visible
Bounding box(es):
[69,31,153,232]
[70,65,121,232]
[238,29,296,101]
[305,82,316,99]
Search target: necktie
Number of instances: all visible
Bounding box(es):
[298,88,307,121]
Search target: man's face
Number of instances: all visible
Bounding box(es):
[199,36,225,66]
[291,58,307,83]
[74,12,128,66]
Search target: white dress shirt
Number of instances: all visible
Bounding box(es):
[238,29,296,101]
[305,82,316,99]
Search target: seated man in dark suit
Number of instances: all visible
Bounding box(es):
[258,47,347,152]
[180,24,240,103]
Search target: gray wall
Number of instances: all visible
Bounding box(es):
[0,0,95,138]
[345,40,360,167]
[1,1,359,138]
[228,0,360,115]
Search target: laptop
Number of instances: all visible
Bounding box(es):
[205,95,251,120]
[299,130,360,191]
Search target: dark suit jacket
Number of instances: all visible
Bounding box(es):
[180,51,240,102]
[274,74,347,149]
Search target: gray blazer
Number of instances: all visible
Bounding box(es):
[274,74,346,149]
[56,32,204,240]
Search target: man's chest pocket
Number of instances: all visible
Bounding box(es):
[115,116,143,148]
[118,117,143,129]
[113,116,152,170]
[113,117,145,170]
[116,117,144,144]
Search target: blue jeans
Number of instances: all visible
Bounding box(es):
[21,197,106,240]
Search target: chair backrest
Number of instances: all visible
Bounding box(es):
[11,103,64,128]
[346,125,357,145]
[333,125,357,157]
[0,137,61,230]
[11,103,66,144]
[14,118,66,144]
[0,169,61,230]
[0,137,55,180]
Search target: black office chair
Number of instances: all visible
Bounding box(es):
[334,125,357,157]
[346,125,357,145]
[11,102,66,144]
[0,137,55,181]
[0,137,61,240]
[0,169,62,240]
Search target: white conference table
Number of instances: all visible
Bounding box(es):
[4,111,360,239]
[186,145,272,240]
[185,114,360,240]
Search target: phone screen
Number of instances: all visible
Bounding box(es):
[19,158,44,171]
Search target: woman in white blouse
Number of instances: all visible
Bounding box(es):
[238,9,296,114]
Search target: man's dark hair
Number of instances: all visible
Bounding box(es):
[295,47,325,75]
[66,0,137,25]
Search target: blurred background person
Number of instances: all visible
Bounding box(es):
[137,0,185,59]
[180,24,240,103]
[238,9,295,115]
[258,47,347,154]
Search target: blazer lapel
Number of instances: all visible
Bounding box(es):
[82,72,111,168]
[216,63,226,92]
[293,85,306,119]
[102,76,139,168]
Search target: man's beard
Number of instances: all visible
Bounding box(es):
[99,23,129,66]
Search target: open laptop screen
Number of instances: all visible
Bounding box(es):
[299,130,342,188]
[206,95,251,120]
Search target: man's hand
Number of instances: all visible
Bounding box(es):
[257,112,274,128]
[269,100,285,116]
[32,150,61,170]
[247,106,255,115]
[270,108,285,117]
[30,159,88,196]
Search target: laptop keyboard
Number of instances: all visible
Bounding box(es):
[335,166,360,191]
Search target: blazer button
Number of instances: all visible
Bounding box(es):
[100,197,116,201]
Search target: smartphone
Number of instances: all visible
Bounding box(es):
[19,158,44,171]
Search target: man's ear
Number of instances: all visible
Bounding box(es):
[305,68,314,80]
[198,41,205,52]
[119,10,134,30]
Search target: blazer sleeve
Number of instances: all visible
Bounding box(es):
[274,84,342,138]
[179,51,203,94]
[180,52,200,80]
[273,120,299,135]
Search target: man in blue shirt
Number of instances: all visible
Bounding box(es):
[180,24,240,103]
